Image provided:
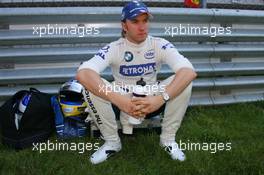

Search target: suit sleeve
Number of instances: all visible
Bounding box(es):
[158,39,194,73]
[78,44,113,73]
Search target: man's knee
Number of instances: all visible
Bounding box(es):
[170,82,192,104]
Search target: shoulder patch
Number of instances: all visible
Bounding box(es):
[161,42,175,50]
[95,45,110,60]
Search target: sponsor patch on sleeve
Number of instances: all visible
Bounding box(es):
[95,45,110,60]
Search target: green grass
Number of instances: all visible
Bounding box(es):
[1,102,264,175]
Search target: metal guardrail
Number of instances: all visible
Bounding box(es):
[1,29,264,45]
[1,80,264,106]
[1,63,264,85]
[0,7,264,106]
[1,7,264,24]
[1,0,264,10]
[1,44,264,63]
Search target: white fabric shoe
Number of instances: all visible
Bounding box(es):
[90,141,122,164]
[160,141,186,161]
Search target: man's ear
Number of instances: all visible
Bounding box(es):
[121,22,128,32]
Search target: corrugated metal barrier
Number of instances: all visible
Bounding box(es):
[0,7,264,106]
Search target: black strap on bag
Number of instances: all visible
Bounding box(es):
[0,88,55,149]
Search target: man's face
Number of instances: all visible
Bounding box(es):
[122,13,149,44]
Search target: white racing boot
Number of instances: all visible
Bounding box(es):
[90,140,122,164]
[160,141,186,161]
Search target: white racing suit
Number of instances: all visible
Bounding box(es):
[82,77,192,142]
[78,36,194,143]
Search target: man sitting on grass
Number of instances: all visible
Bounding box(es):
[76,0,196,164]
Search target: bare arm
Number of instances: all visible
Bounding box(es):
[165,67,197,99]
[132,67,197,116]
[76,68,111,101]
